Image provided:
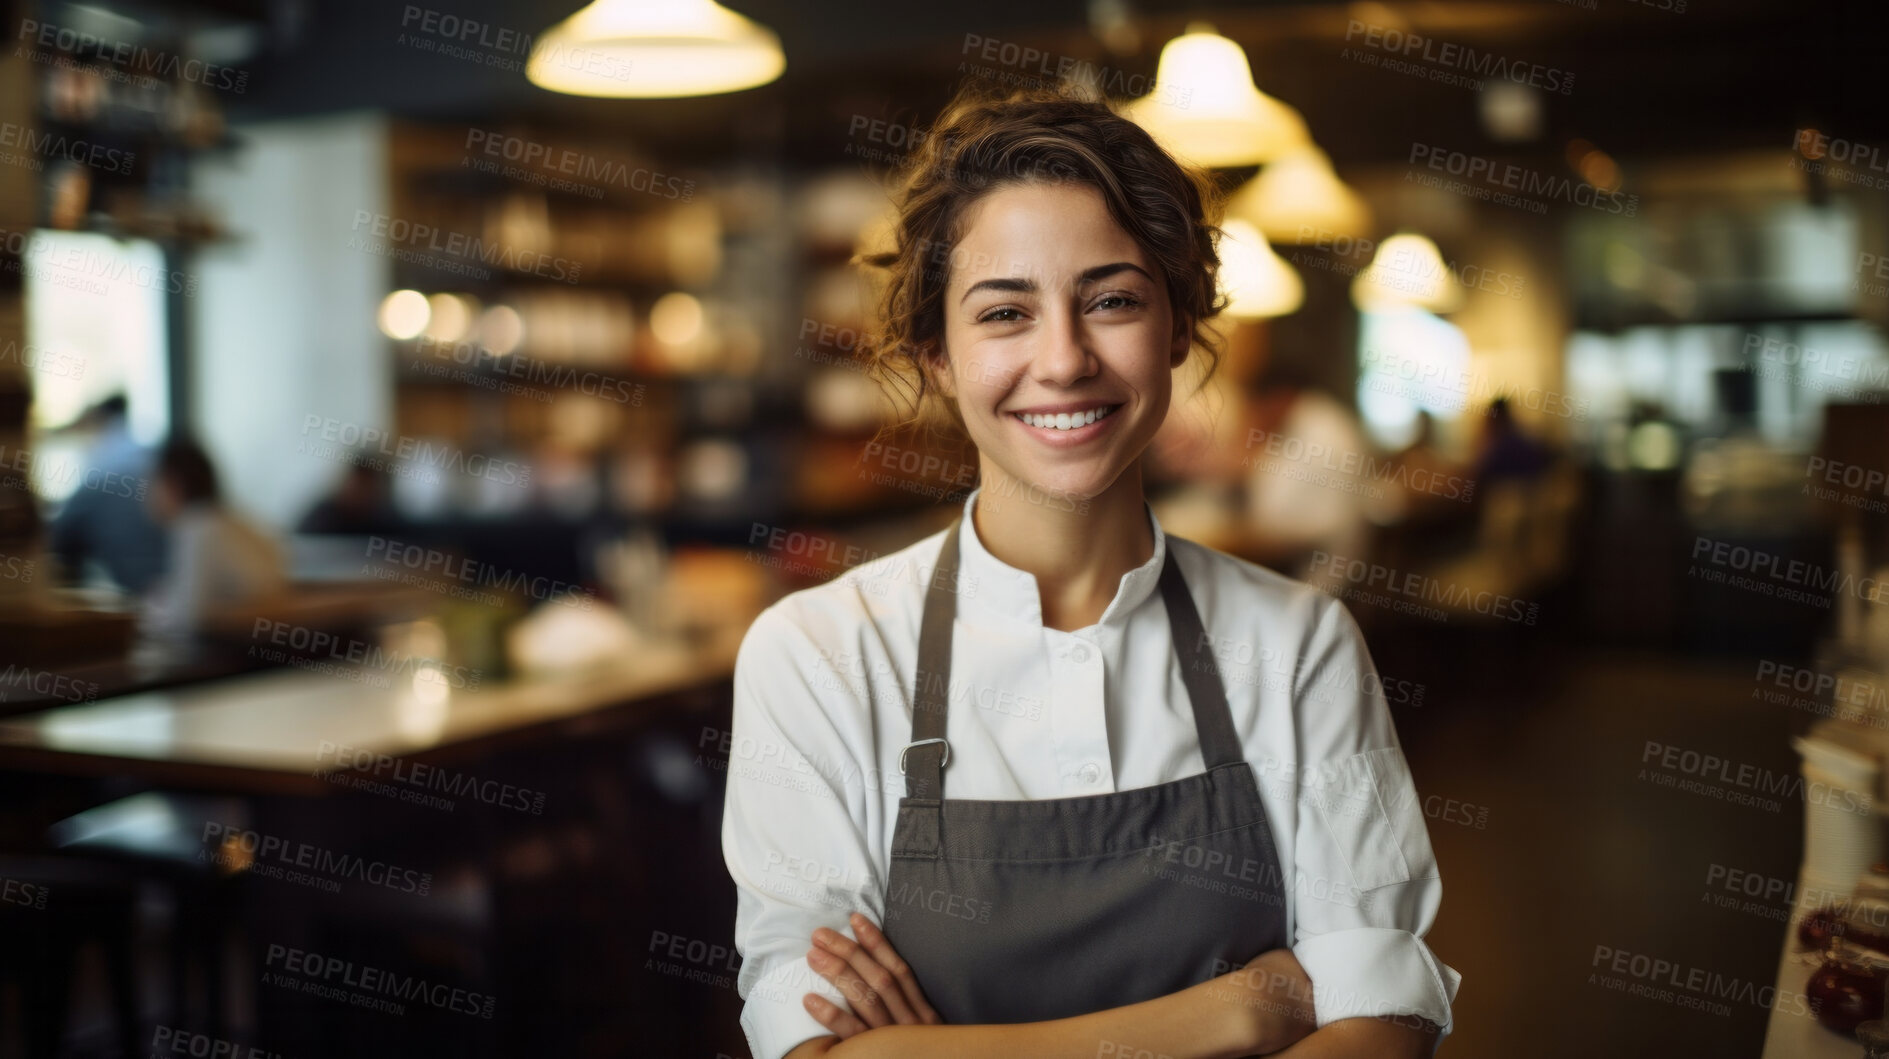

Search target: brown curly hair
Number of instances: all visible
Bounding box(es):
[852,77,1230,448]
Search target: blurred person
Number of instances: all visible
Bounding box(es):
[296,452,402,535]
[139,436,287,643]
[1473,396,1553,485]
[721,81,1456,1059]
[46,394,168,593]
[1389,411,1474,527]
[1240,361,1397,587]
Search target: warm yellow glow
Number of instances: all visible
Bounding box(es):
[1121,24,1309,168]
[477,305,525,355]
[377,290,430,340]
[423,293,478,343]
[1351,233,1463,314]
[1578,149,1622,193]
[1218,219,1303,319]
[650,292,704,346]
[1229,146,1371,242]
[526,0,785,99]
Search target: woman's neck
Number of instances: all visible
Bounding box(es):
[970,464,1153,633]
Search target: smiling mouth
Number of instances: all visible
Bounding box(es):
[1011,404,1121,431]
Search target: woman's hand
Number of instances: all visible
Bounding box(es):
[1199,948,1317,1055]
[802,912,944,1038]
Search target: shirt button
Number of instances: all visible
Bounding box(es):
[1071,644,1091,663]
[1079,762,1102,785]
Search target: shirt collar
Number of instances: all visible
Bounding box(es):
[949,485,1168,631]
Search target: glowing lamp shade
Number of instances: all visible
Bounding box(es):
[1217,219,1302,319]
[526,0,784,98]
[1350,233,1463,314]
[1121,25,1309,168]
[1229,147,1371,243]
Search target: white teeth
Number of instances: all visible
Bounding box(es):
[1018,405,1115,430]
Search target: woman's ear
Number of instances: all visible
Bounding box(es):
[917,340,955,399]
[1169,318,1192,368]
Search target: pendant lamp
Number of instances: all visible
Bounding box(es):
[1228,146,1371,243]
[1121,24,1309,168]
[527,0,785,98]
[1218,218,1303,319]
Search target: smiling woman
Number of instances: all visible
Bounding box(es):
[721,79,1459,1059]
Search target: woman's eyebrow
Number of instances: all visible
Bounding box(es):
[958,262,1154,304]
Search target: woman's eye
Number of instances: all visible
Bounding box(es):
[1093,293,1142,311]
[978,307,1023,324]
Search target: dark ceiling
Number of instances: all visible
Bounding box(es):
[71,0,1889,170]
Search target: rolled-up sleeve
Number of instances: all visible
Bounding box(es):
[721,603,885,1059]
[1288,596,1461,1036]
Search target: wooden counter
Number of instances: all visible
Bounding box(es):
[0,635,736,795]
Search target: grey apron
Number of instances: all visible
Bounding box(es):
[881,519,1288,1025]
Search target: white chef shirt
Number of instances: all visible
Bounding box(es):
[721,486,1461,1059]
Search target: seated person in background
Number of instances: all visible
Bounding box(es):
[296,453,403,535]
[1473,396,1553,485]
[139,437,287,643]
[1242,364,1398,589]
[47,394,168,593]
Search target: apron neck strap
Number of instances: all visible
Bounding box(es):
[905,519,963,799]
[902,513,1243,801]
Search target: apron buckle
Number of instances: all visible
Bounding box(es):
[899,737,950,774]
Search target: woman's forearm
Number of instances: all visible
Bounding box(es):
[1262,1016,1438,1059]
[788,974,1261,1059]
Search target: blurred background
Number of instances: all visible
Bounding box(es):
[0,0,1886,1055]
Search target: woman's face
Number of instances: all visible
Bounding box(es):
[935,181,1190,504]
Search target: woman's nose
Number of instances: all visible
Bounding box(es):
[1030,309,1096,386]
